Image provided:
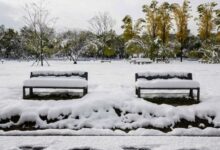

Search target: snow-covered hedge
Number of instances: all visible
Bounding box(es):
[0,98,218,134]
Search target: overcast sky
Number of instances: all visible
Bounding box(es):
[0,0,219,35]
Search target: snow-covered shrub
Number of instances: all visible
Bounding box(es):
[125,38,148,57]
[81,38,103,57]
[158,45,175,59]
[187,50,203,59]
[199,45,220,63]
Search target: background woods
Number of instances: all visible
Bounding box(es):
[0,0,220,64]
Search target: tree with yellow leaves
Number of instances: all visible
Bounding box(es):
[121,15,134,42]
[157,2,172,45]
[121,15,144,42]
[121,15,145,56]
[152,2,173,61]
[197,2,218,42]
[142,0,160,40]
[142,1,173,60]
[197,2,220,63]
[171,0,191,62]
[216,9,220,32]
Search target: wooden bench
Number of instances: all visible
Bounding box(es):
[135,72,200,101]
[23,71,88,99]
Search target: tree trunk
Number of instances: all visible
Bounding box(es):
[180,46,183,62]
[40,53,43,66]
[70,53,77,64]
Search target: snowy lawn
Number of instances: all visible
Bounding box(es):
[0,60,220,135]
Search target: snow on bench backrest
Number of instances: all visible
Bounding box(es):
[30,71,88,80]
[135,72,192,81]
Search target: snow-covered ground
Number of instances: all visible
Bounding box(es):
[0,60,220,135]
[1,136,220,150]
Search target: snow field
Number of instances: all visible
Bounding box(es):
[0,60,220,135]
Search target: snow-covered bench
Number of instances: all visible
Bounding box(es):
[101,60,111,63]
[156,58,170,63]
[23,71,88,99]
[130,58,153,64]
[135,72,200,101]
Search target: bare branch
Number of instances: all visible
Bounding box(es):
[89,12,115,35]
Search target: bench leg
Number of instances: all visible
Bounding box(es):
[135,88,138,95]
[29,88,33,96]
[197,88,200,101]
[189,89,193,99]
[83,88,88,96]
[137,88,141,98]
[23,87,26,99]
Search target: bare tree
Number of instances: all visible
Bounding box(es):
[89,12,115,35]
[23,0,57,66]
[89,12,116,58]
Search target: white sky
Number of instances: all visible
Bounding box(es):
[0,0,219,35]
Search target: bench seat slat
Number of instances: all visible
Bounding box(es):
[136,79,200,89]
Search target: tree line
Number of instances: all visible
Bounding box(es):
[122,0,220,63]
[0,0,220,65]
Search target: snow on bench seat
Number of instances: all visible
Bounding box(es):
[30,71,87,79]
[23,77,88,88]
[136,79,200,88]
[136,72,192,80]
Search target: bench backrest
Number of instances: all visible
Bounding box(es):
[135,72,192,81]
[30,71,88,80]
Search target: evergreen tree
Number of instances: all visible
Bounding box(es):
[0,25,5,57]
[1,28,21,58]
